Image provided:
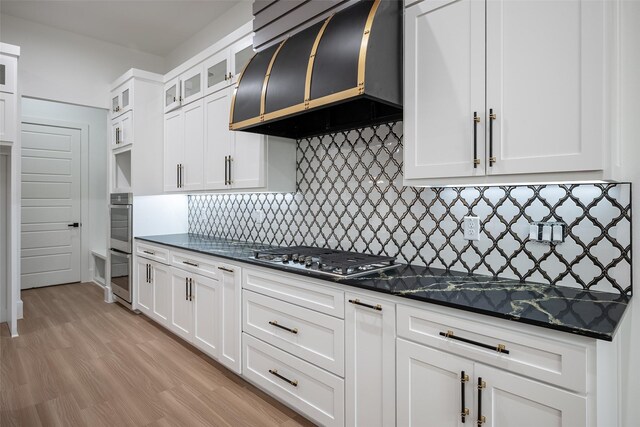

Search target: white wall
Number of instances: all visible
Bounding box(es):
[164,1,252,71]
[21,97,108,282]
[618,0,640,424]
[0,14,165,109]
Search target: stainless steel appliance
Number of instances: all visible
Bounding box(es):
[109,193,133,304]
[250,246,397,278]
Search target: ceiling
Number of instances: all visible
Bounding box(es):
[0,0,242,57]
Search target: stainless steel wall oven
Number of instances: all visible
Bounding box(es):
[109,193,133,304]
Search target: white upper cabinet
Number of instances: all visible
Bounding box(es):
[0,92,16,142]
[164,76,181,113]
[111,111,133,149]
[181,99,205,191]
[203,87,233,189]
[111,80,132,118]
[180,63,205,106]
[0,54,17,94]
[404,0,485,181]
[485,0,604,176]
[230,35,254,84]
[163,109,183,192]
[203,35,254,97]
[404,0,610,186]
[204,50,231,96]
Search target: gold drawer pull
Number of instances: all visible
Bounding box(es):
[439,330,509,355]
[269,369,298,387]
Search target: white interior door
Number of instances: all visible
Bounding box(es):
[20,122,81,289]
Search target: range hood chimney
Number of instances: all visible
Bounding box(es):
[229,0,402,139]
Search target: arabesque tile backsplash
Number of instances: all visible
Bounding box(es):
[189,122,632,295]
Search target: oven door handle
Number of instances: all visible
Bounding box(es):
[109,249,131,259]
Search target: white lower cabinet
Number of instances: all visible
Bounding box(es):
[345,292,396,427]
[134,242,242,370]
[397,338,587,427]
[218,263,242,374]
[136,256,170,325]
[243,333,345,427]
[397,339,474,427]
[169,266,220,358]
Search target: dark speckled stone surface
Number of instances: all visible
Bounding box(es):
[137,234,629,341]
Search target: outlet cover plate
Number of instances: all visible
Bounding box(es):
[463,216,480,241]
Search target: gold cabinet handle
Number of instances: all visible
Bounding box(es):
[268,369,298,387]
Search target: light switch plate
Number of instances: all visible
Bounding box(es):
[463,216,480,241]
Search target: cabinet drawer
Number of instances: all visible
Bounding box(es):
[243,290,345,376]
[170,248,220,280]
[136,242,169,264]
[243,268,344,318]
[243,333,344,427]
[397,304,588,393]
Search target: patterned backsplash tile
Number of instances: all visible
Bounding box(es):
[189,122,632,295]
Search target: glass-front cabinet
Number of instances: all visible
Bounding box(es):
[111,80,132,119]
[0,55,16,94]
[180,64,204,106]
[203,35,255,96]
[164,76,181,113]
[230,35,254,84]
[204,50,230,96]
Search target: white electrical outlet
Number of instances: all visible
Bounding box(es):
[463,216,480,241]
[251,210,266,224]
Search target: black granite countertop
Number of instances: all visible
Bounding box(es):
[137,233,630,341]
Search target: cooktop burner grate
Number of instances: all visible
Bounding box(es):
[252,246,397,278]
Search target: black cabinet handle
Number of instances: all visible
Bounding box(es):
[269,320,298,334]
[183,261,199,267]
[217,266,234,273]
[348,299,382,311]
[224,156,229,185]
[149,264,152,283]
[269,369,298,387]
[439,330,509,355]
[489,109,496,166]
[148,264,151,283]
[477,378,486,425]
[145,264,149,283]
[176,164,180,188]
[143,250,155,255]
[185,277,188,301]
[461,371,470,423]
[189,278,193,301]
[473,112,480,168]
[227,156,232,185]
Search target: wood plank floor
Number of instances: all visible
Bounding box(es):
[0,283,315,426]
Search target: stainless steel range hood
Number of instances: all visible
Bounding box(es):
[229,0,402,139]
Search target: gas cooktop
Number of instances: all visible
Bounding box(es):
[250,246,397,278]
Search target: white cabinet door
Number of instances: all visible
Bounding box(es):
[152,261,171,325]
[164,76,181,113]
[112,111,132,149]
[397,339,474,427]
[0,55,17,94]
[485,0,604,176]
[345,293,395,427]
[163,109,183,192]
[181,99,204,191]
[476,364,587,427]
[231,127,265,189]
[404,0,485,180]
[0,92,16,142]
[193,272,220,358]
[203,89,232,190]
[111,80,132,118]
[181,64,205,106]
[218,263,241,374]
[169,267,193,341]
[204,50,232,96]
[230,35,255,85]
[136,259,153,315]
